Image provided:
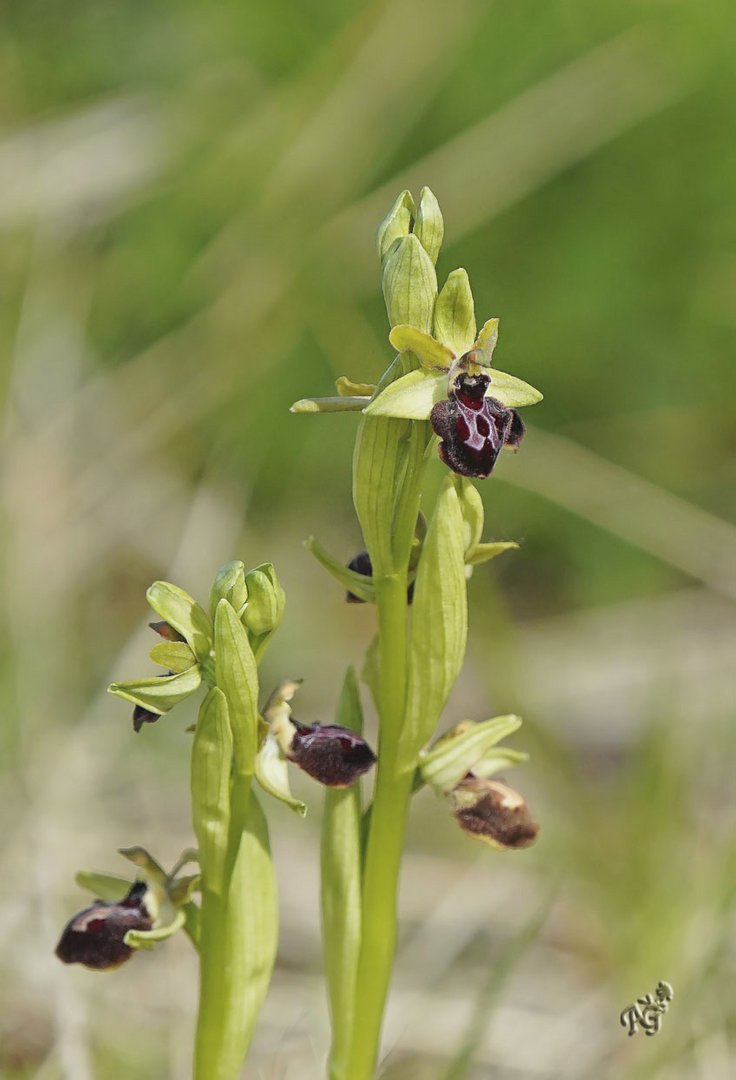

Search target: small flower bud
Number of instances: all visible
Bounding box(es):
[210,560,248,619]
[287,720,376,787]
[448,776,538,850]
[55,881,152,971]
[242,563,285,636]
[413,187,444,266]
[377,189,416,264]
[382,234,437,332]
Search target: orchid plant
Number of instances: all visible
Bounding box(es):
[56,188,542,1080]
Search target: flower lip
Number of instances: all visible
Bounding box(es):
[132,704,160,732]
[431,376,524,479]
[55,881,153,971]
[287,720,376,787]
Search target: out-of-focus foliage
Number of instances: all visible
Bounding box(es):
[1,1,734,1077]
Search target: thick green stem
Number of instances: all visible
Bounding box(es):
[343,572,413,1080]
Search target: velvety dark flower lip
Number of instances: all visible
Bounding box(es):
[287,720,376,787]
[449,775,538,850]
[55,881,152,971]
[430,373,525,479]
[345,550,415,605]
[132,704,160,733]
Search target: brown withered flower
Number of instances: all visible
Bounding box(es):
[55,881,153,971]
[448,776,538,850]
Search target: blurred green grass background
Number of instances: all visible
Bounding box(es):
[1,1,735,1077]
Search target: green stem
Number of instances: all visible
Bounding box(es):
[193,775,251,1080]
[343,572,413,1080]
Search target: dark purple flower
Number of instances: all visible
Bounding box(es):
[287,720,376,787]
[55,881,152,971]
[132,705,160,733]
[449,776,538,850]
[430,372,525,479]
[345,550,415,605]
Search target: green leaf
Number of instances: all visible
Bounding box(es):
[255,733,307,816]
[191,688,233,896]
[108,665,201,714]
[305,536,375,602]
[321,668,364,1078]
[290,395,370,413]
[146,581,213,664]
[434,269,476,356]
[353,355,412,574]
[454,477,485,556]
[336,375,376,397]
[210,561,247,621]
[388,325,454,370]
[214,600,259,777]
[466,541,519,566]
[149,640,196,674]
[399,480,468,769]
[75,870,131,901]
[420,716,523,794]
[413,186,444,265]
[382,234,437,332]
[376,189,415,263]
[365,366,543,419]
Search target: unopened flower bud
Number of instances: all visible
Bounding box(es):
[377,189,415,264]
[413,186,444,266]
[55,881,152,971]
[286,720,376,787]
[210,560,248,619]
[448,776,538,850]
[242,563,285,636]
[382,234,437,332]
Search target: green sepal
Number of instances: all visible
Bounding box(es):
[377,189,415,264]
[214,599,259,777]
[420,715,523,794]
[242,563,285,637]
[305,536,375,603]
[254,732,307,817]
[149,640,196,674]
[146,581,213,664]
[399,479,468,769]
[321,667,364,1076]
[365,366,543,420]
[108,665,201,714]
[124,909,186,951]
[388,325,454,370]
[75,870,132,901]
[191,687,233,896]
[290,396,370,414]
[474,318,499,363]
[336,376,376,397]
[210,561,247,621]
[434,269,476,356]
[472,747,529,778]
[467,541,519,566]
[413,186,444,265]
[382,234,437,332]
